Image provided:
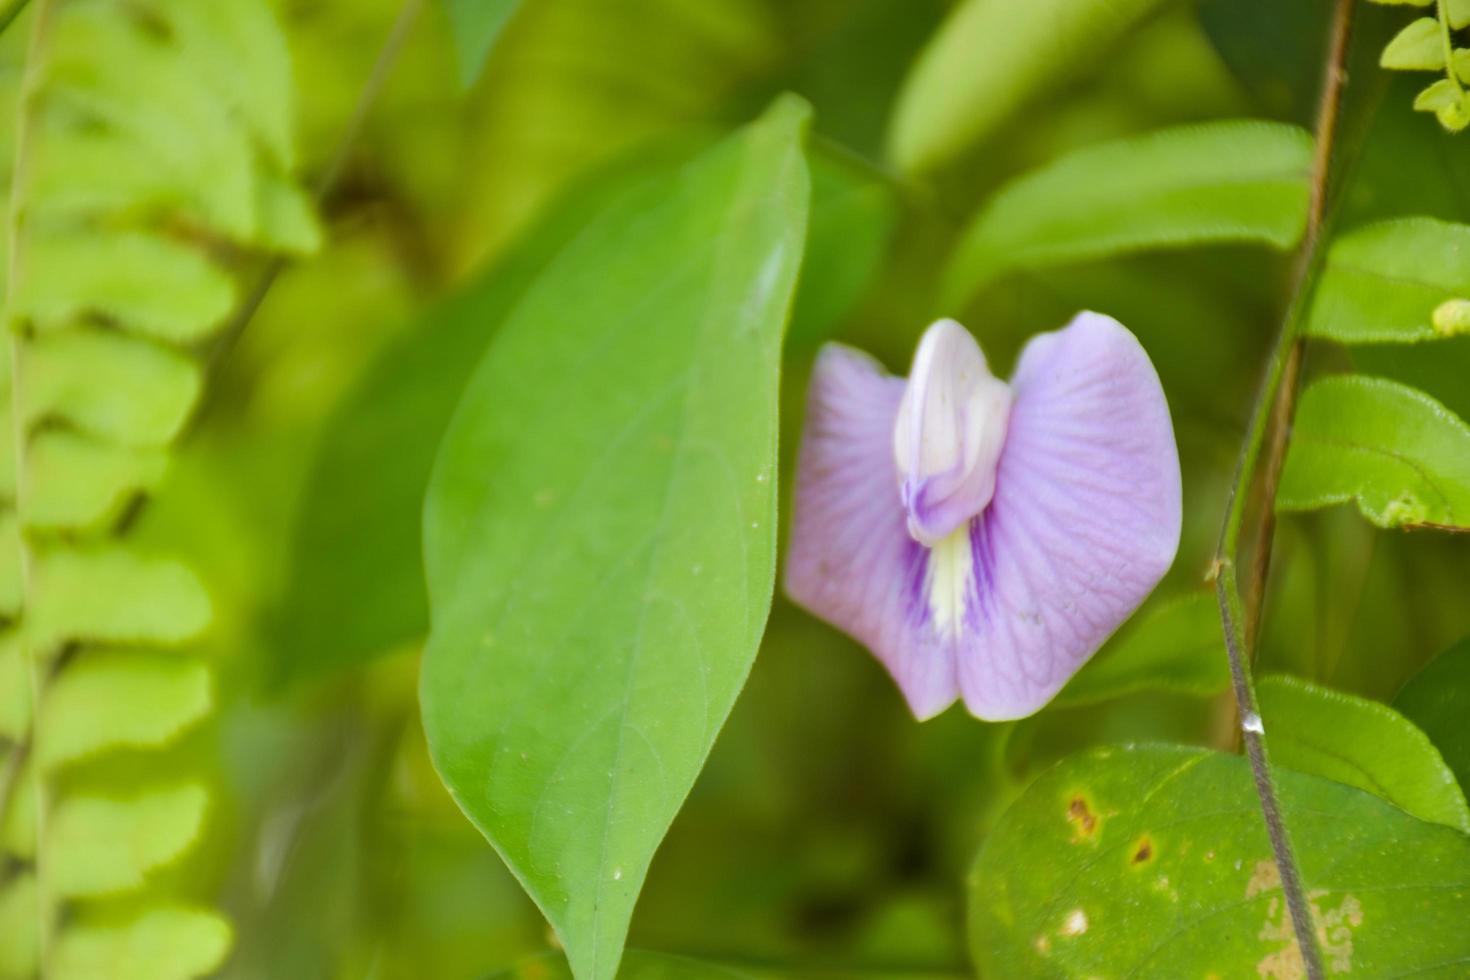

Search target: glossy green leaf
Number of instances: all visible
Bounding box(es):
[51,907,231,980]
[888,0,1174,173]
[489,951,758,980]
[969,745,1470,977]
[444,0,521,88]
[1381,17,1444,69]
[1055,592,1230,708]
[38,653,211,771]
[49,785,208,898]
[421,98,810,980]
[942,121,1311,307]
[1306,218,1470,343]
[1258,674,1470,832]
[1395,635,1470,791]
[1277,374,1470,528]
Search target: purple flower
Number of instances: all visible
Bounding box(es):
[785,313,1182,720]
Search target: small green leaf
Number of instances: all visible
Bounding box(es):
[17,230,235,342]
[31,548,212,654]
[1305,217,1470,344]
[49,785,208,898]
[942,121,1312,308]
[444,0,521,88]
[51,907,231,980]
[1414,78,1470,131]
[489,951,759,980]
[26,330,201,447]
[1395,635,1470,792]
[1381,17,1444,70]
[26,431,168,531]
[1258,675,1470,832]
[1450,0,1470,30]
[0,875,37,978]
[1434,297,1470,335]
[888,0,1174,173]
[421,98,810,980]
[38,652,211,771]
[1055,592,1230,708]
[969,745,1470,976]
[1277,374,1470,528]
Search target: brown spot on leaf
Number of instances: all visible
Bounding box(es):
[1132,836,1154,864]
[1066,795,1098,840]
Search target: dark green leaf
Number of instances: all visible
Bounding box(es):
[941,121,1311,308]
[970,745,1470,977]
[420,98,810,980]
[1277,374,1470,528]
[1258,674,1470,832]
[1395,635,1470,792]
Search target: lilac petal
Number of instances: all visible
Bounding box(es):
[895,320,1012,546]
[957,311,1181,719]
[784,344,960,718]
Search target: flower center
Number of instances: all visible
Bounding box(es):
[893,319,1012,547]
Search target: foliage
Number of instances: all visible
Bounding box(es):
[420,99,809,980]
[3,0,1470,978]
[0,0,316,975]
[969,745,1470,977]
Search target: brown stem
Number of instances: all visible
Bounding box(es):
[1213,1,1356,977]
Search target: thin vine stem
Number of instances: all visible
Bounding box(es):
[1213,1,1355,977]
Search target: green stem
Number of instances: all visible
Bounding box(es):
[1214,1,1355,977]
[2,0,53,971]
[1438,0,1464,95]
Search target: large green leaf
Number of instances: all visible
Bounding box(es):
[420,98,810,980]
[444,0,521,88]
[1054,592,1230,708]
[276,141,879,683]
[1305,218,1470,344]
[887,0,1175,173]
[1277,374,1470,528]
[969,744,1470,977]
[1395,635,1470,792]
[941,120,1311,309]
[1258,674,1470,832]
